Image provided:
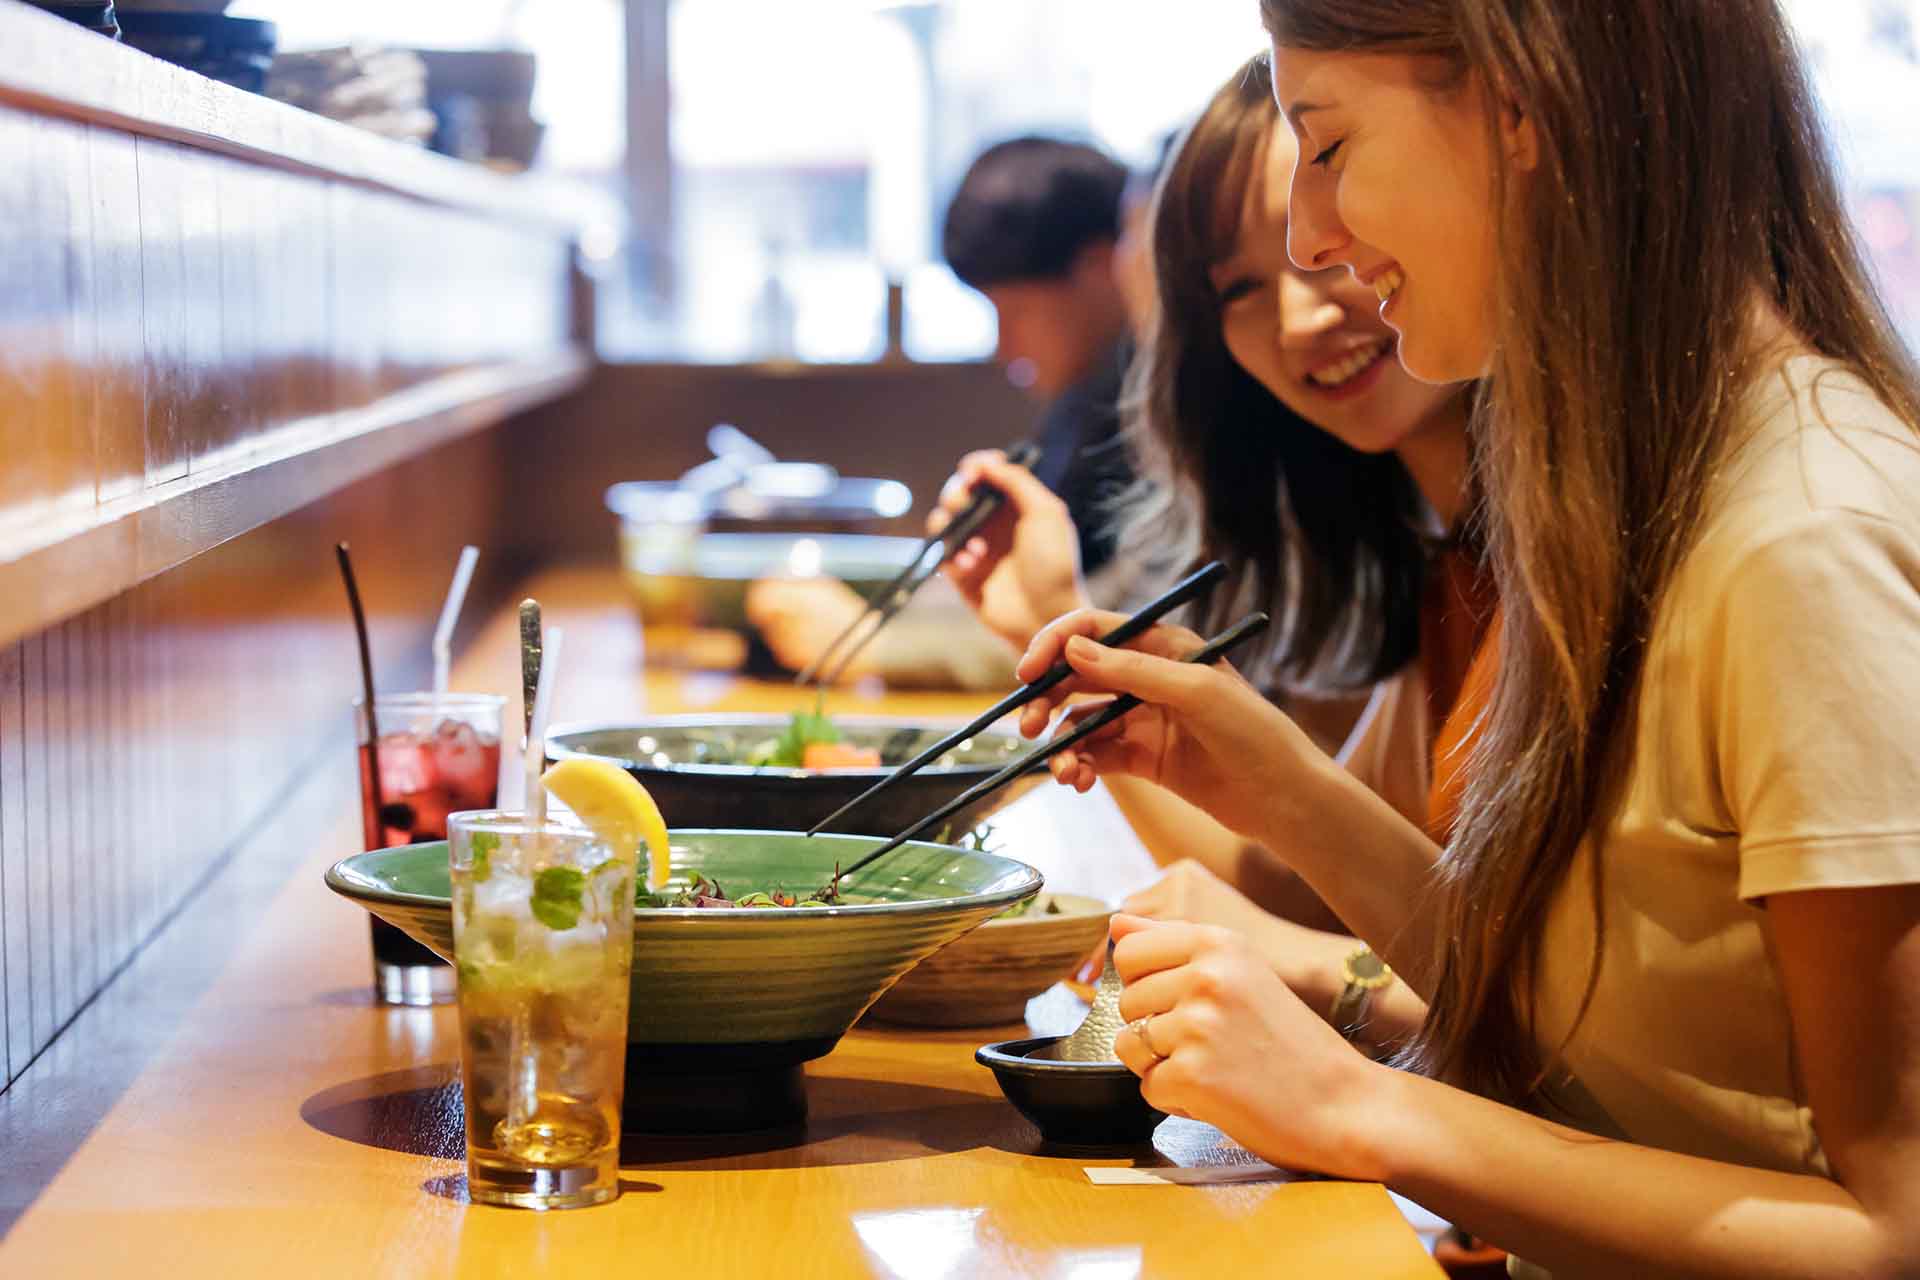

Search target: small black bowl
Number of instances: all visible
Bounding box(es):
[976,1036,1167,1148]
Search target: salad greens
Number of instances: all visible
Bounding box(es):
[744,703,843,768]
[640,873,832,910]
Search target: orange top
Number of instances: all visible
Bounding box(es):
[1419,544,1498,844]
[1426,610,1499,844]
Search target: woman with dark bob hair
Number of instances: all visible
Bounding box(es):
[1019,1,1920,1273]
[935,55,1485,1051]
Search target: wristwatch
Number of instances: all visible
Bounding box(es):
[1328,943,1393,1041]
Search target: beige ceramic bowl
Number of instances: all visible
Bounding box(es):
[865,892,1113,1028]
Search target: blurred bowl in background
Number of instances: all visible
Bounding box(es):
[545,714,1031,837]
[614,519,922,643]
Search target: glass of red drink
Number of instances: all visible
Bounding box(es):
[355,692,506,1006]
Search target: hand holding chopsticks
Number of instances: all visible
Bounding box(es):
[806,559,1229,836]
[795,440,1044,688]
[823,610,1269,891]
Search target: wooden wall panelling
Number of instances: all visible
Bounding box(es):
[87,124,147,506]
[108,593,133,1001]
[0,418,529,1090]
[131,581,158,961]
[264,166,330,441]
[41,112,96,534]
[178,145,229,476]
[44,624,73,1051]
[19,634,50,1061]
[1,639,28,1080]
[73,611,99,1006]
[0,112,27,530]
[0,110,30,530]
[205,148,244,470]
[135,135,191,488]
[0,107,87,539]
[328,181,380,416]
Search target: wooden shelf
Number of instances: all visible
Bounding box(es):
[0,354,589,648]
[0,0,579,233]
[0,0,591,643]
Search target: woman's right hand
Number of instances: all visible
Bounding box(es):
[930,450,1088,651]
[1120,860,1355,1017]
[1015,611,1331,845]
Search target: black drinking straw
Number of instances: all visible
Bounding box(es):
[337,543,385,822]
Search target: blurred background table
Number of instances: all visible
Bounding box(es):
[0,566,1441,1279]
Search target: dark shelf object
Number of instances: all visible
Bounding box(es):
[25,2,120,38]
[118,11,277,93]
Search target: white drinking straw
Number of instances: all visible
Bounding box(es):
[525,624,563,830]
[431,545,481,700]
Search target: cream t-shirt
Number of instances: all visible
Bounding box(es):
[1340,664,1434,832]
[1529,356,1920,1177]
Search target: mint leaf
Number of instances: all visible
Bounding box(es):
[529,866,587,930]
[469,831,499,883]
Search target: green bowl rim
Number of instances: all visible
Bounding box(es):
[544,714,1027,781]
[324,828,1043,922]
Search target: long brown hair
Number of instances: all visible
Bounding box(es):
[1121,55,1432,693]
[1261,0,1920,1100]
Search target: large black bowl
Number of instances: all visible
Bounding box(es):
[545,715,1033,838]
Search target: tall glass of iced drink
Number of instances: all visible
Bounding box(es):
[355,692,505,1005]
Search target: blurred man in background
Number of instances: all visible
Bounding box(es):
[747,134,1144,687]
[941,135,1136,577]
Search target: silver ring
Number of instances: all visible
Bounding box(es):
[1126,1015,1166,1061]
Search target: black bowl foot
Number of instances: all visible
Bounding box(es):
[622,1038,836,1134]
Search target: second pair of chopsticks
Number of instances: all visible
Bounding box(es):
[824,610,1271,889]
[795,440,1043,688]
[806,559,1229,836]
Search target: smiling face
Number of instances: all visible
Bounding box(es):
[1267,46,1506,385]
[1212,120,1460,455]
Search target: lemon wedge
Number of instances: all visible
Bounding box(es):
[539,757,672,891]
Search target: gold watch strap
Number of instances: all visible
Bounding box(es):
[1329,944,1392,1040]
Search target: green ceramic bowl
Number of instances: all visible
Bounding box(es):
[324,829,1042,1132]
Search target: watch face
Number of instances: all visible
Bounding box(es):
[1345,949,1390,987]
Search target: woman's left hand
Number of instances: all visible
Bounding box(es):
[1110,912,1391,1181]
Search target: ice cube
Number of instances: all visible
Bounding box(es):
[431,719,499,809]
[473,870,535,920]
[376,735,438,800]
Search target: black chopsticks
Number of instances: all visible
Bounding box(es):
[823,611,1270,890]
[795,440,1043,688]
[805,558,1228,836]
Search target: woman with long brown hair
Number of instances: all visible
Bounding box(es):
[1017,0,1920,1273]
[935,59,1484,1045]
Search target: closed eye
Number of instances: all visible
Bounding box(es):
[1311,139,1343,168]
[1217,276,1262,306]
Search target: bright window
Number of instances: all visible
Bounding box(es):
[231,0,1920,361]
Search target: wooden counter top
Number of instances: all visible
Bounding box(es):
[0,567,1441,1278]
